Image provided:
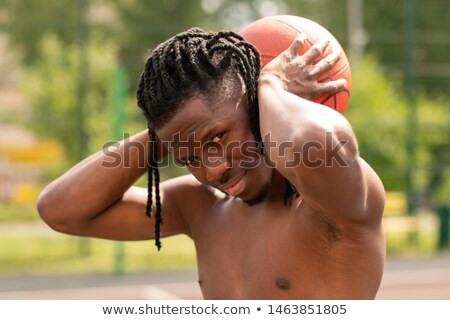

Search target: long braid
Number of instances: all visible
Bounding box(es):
[137,27,297,249]
[143,128,163,250]
[144,128,153,219]
[151,129,163,250]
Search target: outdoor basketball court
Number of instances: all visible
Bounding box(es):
[1,253,450,300]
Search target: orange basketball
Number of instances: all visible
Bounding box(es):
[239,15,352,114]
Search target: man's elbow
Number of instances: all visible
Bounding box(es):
[37,187,72,234]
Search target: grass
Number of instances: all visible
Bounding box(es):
[0,203,40,222]
[386,231,439,257]
[0,189,198,277]
[0,233,197,277]
[0,228,443,277]
[0,202,446,277]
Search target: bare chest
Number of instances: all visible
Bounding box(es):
[190,202,384,299]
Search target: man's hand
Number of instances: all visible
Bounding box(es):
[259,36,347,100]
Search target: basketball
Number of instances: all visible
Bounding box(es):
[239,15,352,114]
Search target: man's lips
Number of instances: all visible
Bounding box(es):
[221,171,246,197]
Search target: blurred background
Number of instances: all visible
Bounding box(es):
[0,0,449,299]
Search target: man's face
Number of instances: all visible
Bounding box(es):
[156,93,274,205]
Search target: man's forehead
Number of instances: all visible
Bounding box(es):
[156,90,248,148]
[171,131,208,144]
[156,97,210,136]
[167,132,203,156]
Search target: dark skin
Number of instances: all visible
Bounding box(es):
[38,37,385,299]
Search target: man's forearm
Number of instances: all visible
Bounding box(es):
[37,130,151,226]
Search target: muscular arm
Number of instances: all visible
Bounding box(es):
[37,130,188,240]
[257,39,385,225]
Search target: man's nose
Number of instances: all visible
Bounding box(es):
[204,157,229,183]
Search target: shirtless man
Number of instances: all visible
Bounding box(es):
[37,28,385,299]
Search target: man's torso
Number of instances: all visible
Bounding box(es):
[180,180,385,299]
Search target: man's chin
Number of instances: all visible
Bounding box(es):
[216,178,272,206]
[241,181,272,206]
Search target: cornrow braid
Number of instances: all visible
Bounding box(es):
[146,129,162,250]
[136,27,298,249]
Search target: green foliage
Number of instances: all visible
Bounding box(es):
[5,0,450,209]
[347,55,450,206]
[21,33,118,161]
[110,0,209,83]
[346,56,408,190]
[0,0,79,65]
[416,92,450,206]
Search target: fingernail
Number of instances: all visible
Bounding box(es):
[297,35,306,42]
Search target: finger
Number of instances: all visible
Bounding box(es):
[318,78,347,95]
[309,51,342,78]
[302,39,329,64]
[289,35,306,59]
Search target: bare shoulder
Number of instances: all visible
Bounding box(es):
[162,174,222,201]
[160,174,224,234]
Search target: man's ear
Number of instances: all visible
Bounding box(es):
[150,129,170,162]
[237,92,249,110]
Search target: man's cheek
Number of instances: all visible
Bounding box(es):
[238,141,262,169]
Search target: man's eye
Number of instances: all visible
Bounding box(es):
[212,132,224,143]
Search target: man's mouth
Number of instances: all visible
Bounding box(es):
[221,171,247,197]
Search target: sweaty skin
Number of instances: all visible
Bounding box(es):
[37,37,385,299]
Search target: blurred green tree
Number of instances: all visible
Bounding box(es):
[3,0,448,208]
[21,33,119,161]
[416,93,450,208]
[2,0,449,95]
[347,56,449,208]
[0,0,79,65]
[346,56,408,191]
[110,0,209,87]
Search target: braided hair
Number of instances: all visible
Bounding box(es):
[136,28,298,250]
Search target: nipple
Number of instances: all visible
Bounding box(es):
[275,277,290,290]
